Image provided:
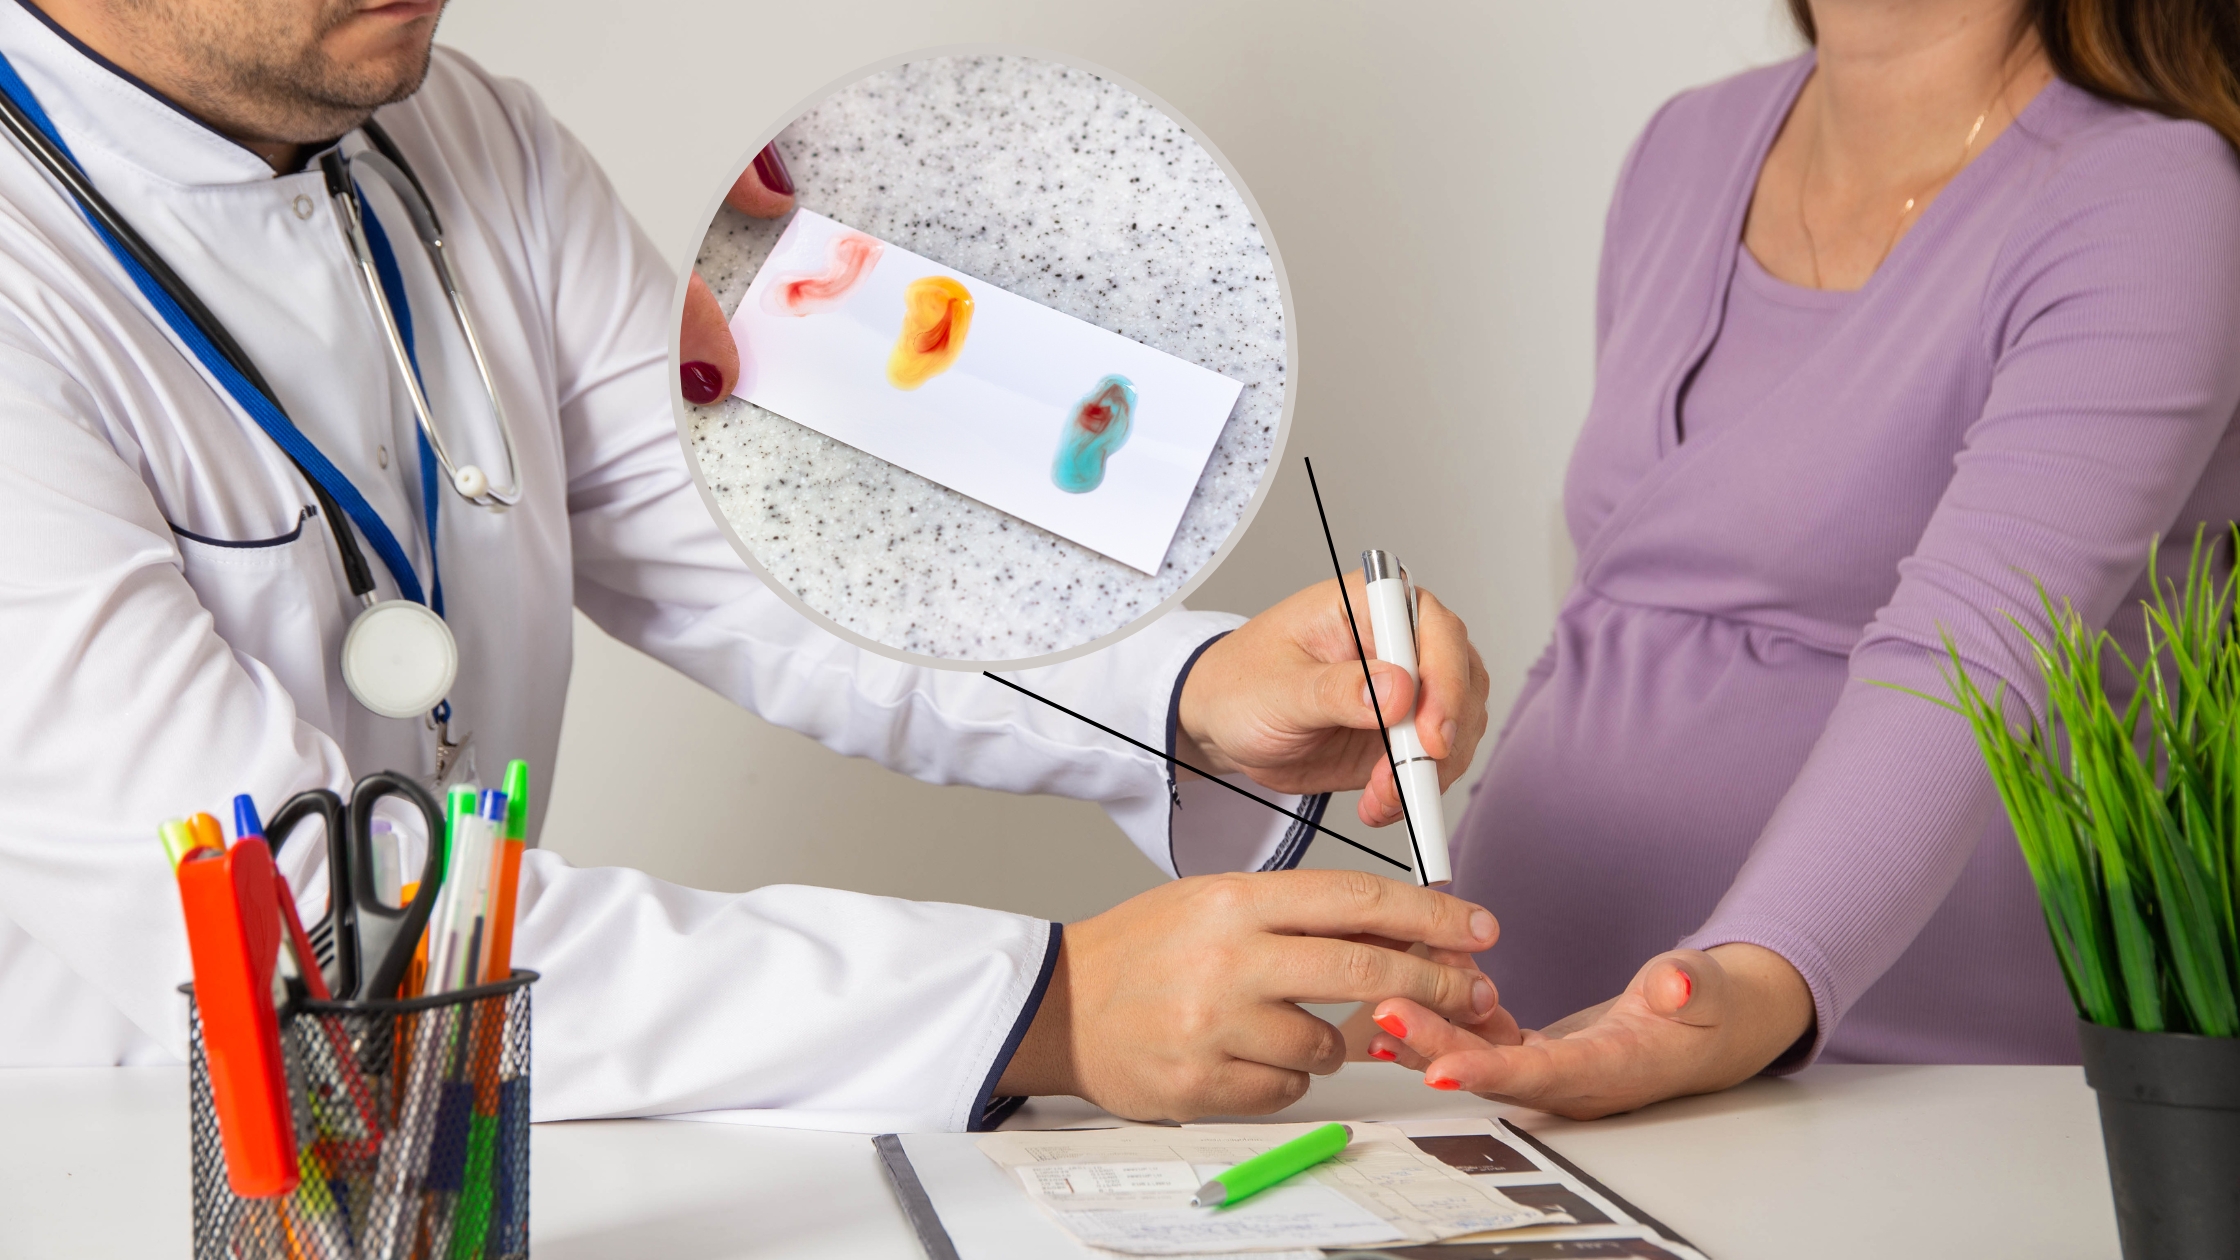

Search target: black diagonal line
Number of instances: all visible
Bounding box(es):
[1302,457,1425,877]
[980,671,1410,873]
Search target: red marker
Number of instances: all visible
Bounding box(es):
[233,795,329,1002]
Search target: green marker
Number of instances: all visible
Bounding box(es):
[1191,1123,1352,1208]
[501,758,530,842]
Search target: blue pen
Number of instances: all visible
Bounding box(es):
[233,793,264,845]
[465,791,507,983]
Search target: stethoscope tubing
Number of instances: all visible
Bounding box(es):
[0,78,383,601]
[323,143,523,510]
[0,59,477,725]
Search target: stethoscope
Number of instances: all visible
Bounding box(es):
[0,53,523,745]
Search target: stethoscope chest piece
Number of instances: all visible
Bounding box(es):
[341,599,459,720]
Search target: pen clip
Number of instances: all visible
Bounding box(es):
[1399,562,1418,642]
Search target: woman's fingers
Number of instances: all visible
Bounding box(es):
[679,273,739,404]
[726,142,795,218]
[1365,1035,1431,1071]
[1366,997,1547,1094]
[1362,1000,1441,1072]
[1354,948,1810,1120]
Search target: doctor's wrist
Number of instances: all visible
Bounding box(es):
[992,935,1077,1099]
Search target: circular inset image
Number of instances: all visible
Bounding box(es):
[679,53,1291,666]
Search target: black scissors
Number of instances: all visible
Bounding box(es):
[264,770,446,1002]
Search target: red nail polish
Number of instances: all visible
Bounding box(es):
[681,361,724,404]
[1373,1013,1408,1039]
[1368,1046,1396,1062]
[1677,972,1693,1005]
[1429,1077,1461,1091]
[753,143,794,197]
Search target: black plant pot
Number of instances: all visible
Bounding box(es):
[2077,1018,2240,1258]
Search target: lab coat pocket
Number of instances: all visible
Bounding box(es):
[172,506,348,720]
[168,504,317,552]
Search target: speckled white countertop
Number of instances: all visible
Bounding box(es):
[685,55,1287,662]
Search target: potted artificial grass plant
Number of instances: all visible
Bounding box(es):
[1924,530,2240,1259]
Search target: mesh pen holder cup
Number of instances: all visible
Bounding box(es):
[187,971,536,1260]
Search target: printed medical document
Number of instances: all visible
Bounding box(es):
[976,1121,1553,1254]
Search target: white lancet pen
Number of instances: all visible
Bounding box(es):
[1362,550,1450,886]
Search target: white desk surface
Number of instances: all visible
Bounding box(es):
[0,1061,2116,1259]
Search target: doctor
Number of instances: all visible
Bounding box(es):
[0,0,1499,1132]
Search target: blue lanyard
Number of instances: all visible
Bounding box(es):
[0,51,441,614]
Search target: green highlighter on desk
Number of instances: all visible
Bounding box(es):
[1191,1122,1353,1208]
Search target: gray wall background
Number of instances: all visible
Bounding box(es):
[437,1,1799,922]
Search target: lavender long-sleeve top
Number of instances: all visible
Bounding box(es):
[1448,56,2240,1066]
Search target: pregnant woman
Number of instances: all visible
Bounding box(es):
[1360,0,2240,1115]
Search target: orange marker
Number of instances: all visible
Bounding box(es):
[188,811,225,855]
[485,760,530,981]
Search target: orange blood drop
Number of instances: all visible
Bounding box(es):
[886,276,973,390]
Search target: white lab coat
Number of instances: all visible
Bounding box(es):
[0,9,1317,1132]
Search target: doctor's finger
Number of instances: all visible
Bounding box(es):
[725,141,796,218]
[1271,936,1496,1025]
[1358,756,1403,828]
[1177,1058,1314,1119]
[1219,1005,1348,1076]
[1410,587,1489,771]
[1284,654,1416,742]
[1248,869,1498,954]
[679,273,739,405]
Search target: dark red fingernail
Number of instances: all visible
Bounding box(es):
[753,143,794,197]
[1676,972,1693,1005]
[1368,1046,1396,1062]
[1429,1077,1461,1091]
[1373,1013,1408,1039]
[681,361,724,404]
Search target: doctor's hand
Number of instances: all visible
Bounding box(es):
[679,142,796,404]
[1177,574,1490,828]
[1359,943,1814,1120]
[994,870,1502,1121]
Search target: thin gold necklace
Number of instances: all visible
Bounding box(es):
[1796,79,2004,288]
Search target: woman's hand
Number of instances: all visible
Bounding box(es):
[1177,574,1490,827]
[1361,943,1814,1119]
[680,142,796,404]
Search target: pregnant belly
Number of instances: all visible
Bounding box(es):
[1450,594,1849,1027]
